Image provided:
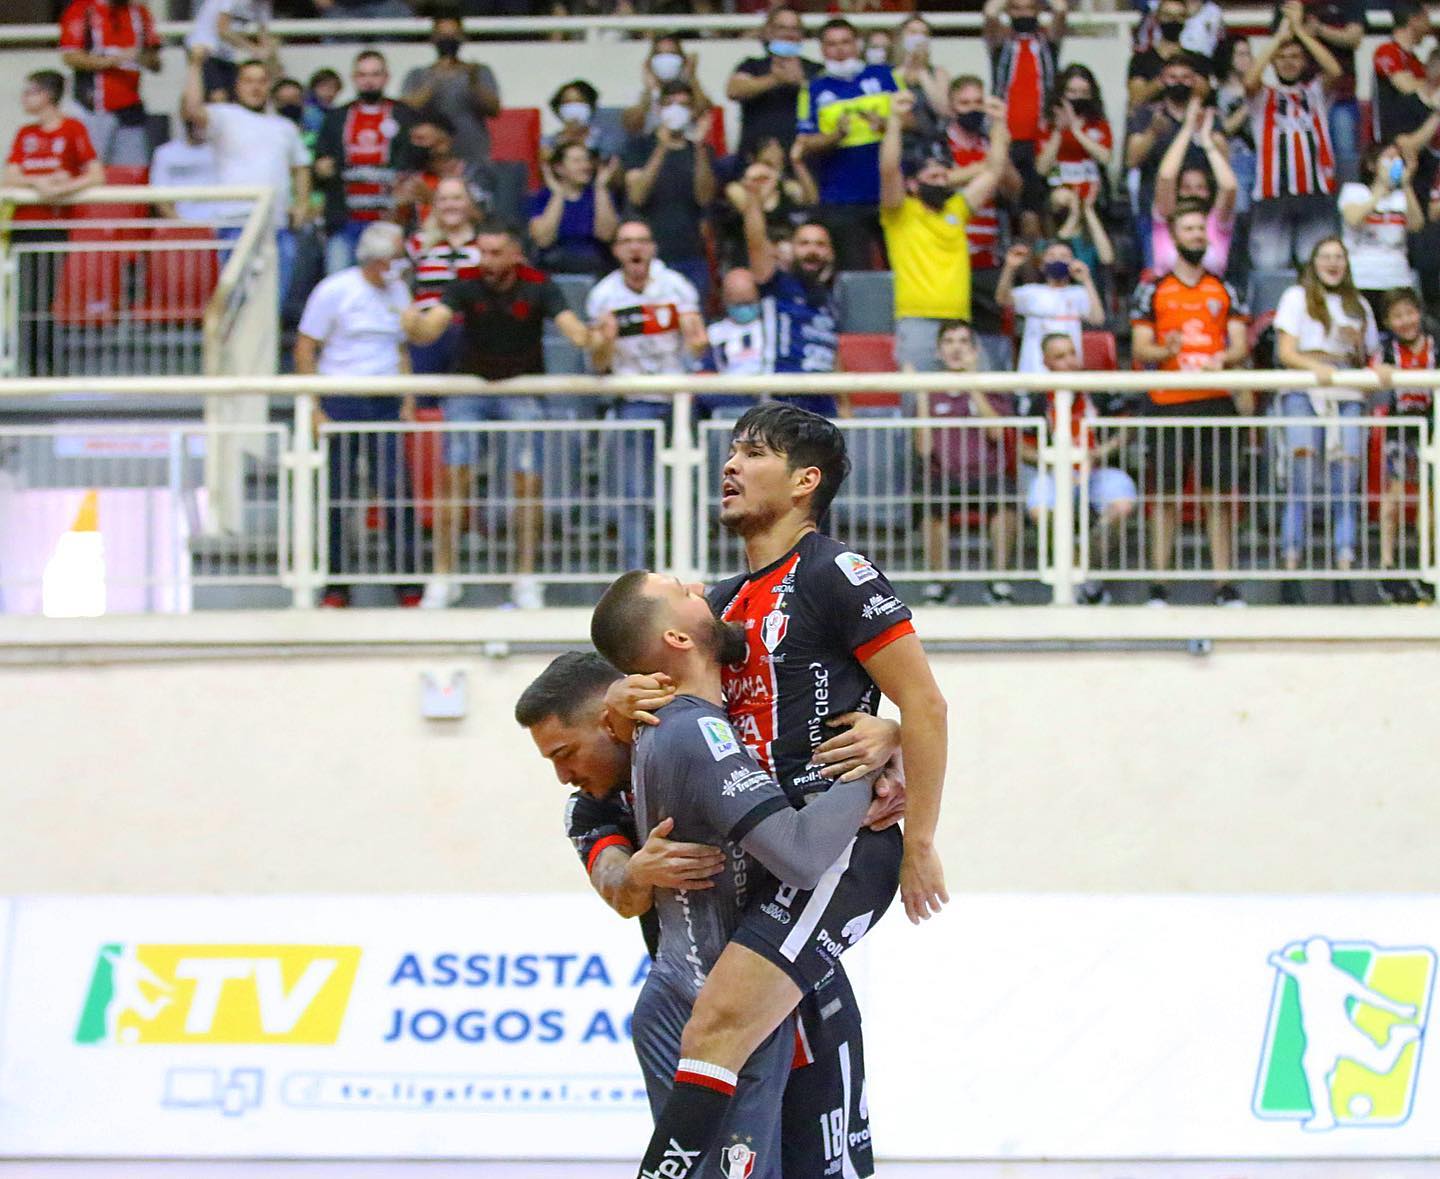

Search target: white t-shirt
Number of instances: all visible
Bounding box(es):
[297,268,410,376]
[707,317,767,376]
[203,103,309,230]
[1011,283,1091,374]
[149,138,221,222]
[185,0,271,60]
[1273,284,1379,363]
[585,261,699,382]
[1338,182,1412,290]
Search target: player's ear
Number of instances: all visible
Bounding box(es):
[791,464,822,501]
[661,626,693,653]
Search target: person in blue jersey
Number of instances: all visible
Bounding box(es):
[734,171,842,418]
[793,18,903,271]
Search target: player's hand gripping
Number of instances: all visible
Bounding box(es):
[862,763,907,831]
[814,712,901,781]
[900,841,949,925]
[603,672,677,744]
[626,817,726,891]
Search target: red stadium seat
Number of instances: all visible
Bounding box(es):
[52,250,125,324]
[1082,330,1117,372]
[489,108,542,192]
[131,228,220,323]
[837,332,898,409]
[706,105,728,157]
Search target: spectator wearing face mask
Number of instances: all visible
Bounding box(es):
[721,138,817,269]
[622,81,717,300]
[1151,97,1236,276]
[305,69,341,137]
[893,16,952,148]
[1044,184,1113,283]
[700,268,770,417]
[1124,51,1209,270]
[546,78,625,161]
[982,0,1068,214]
[996,239,1103,373]
[391,109,498,233]
[1242,7,1344,271]
[622,34,712,140]
[729,7,821,158]
[882,91,1012,375]
[1128,0,1201,111]
[402,15,501,166]
[1035,64,1112,205]
[794,17,903,272]
[1339,142,1423,313]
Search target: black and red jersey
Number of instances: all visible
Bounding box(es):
[707,531,914,805]
[316,99,415,229]
[59,0,159,115]
[1377,334,1436,416]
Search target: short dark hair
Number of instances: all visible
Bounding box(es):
[308,68,342,90]
[475,217,522,243]
[820,17,857,38]
[26,70,64,105]
[549,78,598,116]
[950,73,984,94]
[937,318,974,343]
[1381,286,1422,320]
[354,49,387,68]
[591,570,660,675]
[730,404,850,521]
[659,78,692,102]
[413,106,456,135]
[1393,0,1426,26]
[1041,331,1074,360]
[271,76,303,97]
[514,651,621,728]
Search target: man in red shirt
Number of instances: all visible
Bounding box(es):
[5,70,104,376]
[59,0,161,167]
[1372,0,1440,144]
[982,0,1067,211]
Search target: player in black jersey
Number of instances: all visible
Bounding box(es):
[515,650,885,1179]
[598,404,951,1179]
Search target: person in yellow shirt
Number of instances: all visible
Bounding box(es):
[881,89,1012,372]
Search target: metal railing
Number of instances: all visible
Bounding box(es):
[0,369,1435,613]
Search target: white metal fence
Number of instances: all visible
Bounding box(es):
[0,371,1436,613]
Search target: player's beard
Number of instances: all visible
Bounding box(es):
[719,496,782,537]
[703,616,748,666]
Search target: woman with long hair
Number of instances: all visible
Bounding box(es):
[1339,140,1423,316]
[1272,237,1387,604]
[1035,63,1113,207]
[406,177,482,609]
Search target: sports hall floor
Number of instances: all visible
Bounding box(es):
[1,1163,1436,1177]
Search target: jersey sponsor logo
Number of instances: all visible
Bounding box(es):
[699,715,741,761]
[835,551,878,586]
[722,1141,758,1178]
[75,943,361,1046]
[761,609,789,652]
[841,910,874,945]
[615,303,679,338]
[720,767,770,798]
[759,902,792,925]
[859,593,902,620]
[1253,936,1433,1131]
[641,1140,703,1179]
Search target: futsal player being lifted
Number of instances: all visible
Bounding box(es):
[598,404,950,1178]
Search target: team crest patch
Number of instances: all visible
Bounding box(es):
[722,1141,757,1179]
[761,609,789,652]
[699,716,741,761]
[835,550,878,586]
[1207,297,1223,318]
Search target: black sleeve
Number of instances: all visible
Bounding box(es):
[812,546,916,661]
[538,276,568,320]
[440,280,475,313]
[564,790,638,874]
[315,105,344,168]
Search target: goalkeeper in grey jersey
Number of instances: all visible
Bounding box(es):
[593,570,873,1179]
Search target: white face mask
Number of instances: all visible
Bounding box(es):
[650,52,684,82]
[902,32,929,54]
[826,55,865,80]
[658,102,692,132]
[865,45,889,65]
[557,101,592,125]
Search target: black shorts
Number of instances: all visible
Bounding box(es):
[1144,397,1241,492]
[732,825,902,994]
[784,967,874,1179]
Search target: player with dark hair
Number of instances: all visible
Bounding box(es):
[515,650,893,1179]
[604,402,949,1179]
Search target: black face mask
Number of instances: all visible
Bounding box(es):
[1068,97,1099,120]
[278,103,303,124]
[356,88,384,104]
[1164,82,1192,106]
[1010,15,1039,33]
[917,182,953,210]
[1159,20,1185,41]
[955,109,986,135]
[411,147,435,170]
[1176,242,1208,266]
[435,37,462,58]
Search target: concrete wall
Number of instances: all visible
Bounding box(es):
[2,612,1434,896]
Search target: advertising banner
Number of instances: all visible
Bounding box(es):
[0,893,1435,1159]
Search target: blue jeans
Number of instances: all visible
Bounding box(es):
[610,401,670,572]
[1329,98,1361,188]
[1278,393,1364,565]
[218,226,297,310]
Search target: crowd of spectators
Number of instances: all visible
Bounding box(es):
[6,0,1440,608]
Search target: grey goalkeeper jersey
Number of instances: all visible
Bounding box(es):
[632,693,869,998]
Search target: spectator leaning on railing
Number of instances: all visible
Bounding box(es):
[314,50,417,274]
[881,89,1012,376]
[183,47,312,309]
[58,0,161,168]
[295,221,421,610]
